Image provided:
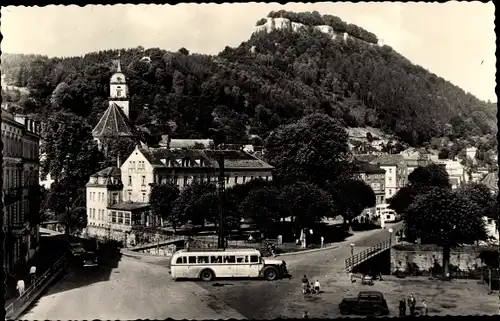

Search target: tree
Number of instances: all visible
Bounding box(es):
[328,179,376,227]
[438,147,450,159]
[41,110,103,185]
[172,181,217,227]
[149,183,181,231]
[456,183,497,219]
[278,182,332,232]
[100,137,138,168]
[265,113,352,186]
[240,185,282,236]
[44,179,87,235]
[408,164,451,190]
[404,188,487,278]
[387,185,418,215]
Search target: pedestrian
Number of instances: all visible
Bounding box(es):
[421,299,428,316]
[301,275,309,294]
[16,279,25,298]
[303,311,308,319]
[399,298,406,317]
[320,236,324,248]
[29,265,37,285]
[408,293,416,316]
[313,280,321,294]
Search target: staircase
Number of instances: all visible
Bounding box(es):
[345,240,395,270]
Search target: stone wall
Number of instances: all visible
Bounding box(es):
[390,244,495,277]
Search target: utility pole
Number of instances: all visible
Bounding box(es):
[216,153,226,249]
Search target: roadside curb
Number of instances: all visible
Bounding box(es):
[276,245,340,257]
[120,248,172,260]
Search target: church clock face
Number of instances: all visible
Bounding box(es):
[117,77,122,82]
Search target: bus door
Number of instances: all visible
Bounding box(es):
[247,254,262,277]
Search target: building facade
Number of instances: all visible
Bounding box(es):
[85,146,274,241]
[2,109,41,274]
[353,161,386,205]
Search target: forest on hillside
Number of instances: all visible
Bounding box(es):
[1,11,497,149]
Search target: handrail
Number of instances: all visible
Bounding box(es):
[345,240,392,269]
[5,255,67,318]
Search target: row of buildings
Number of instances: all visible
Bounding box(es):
[79,56,496,243]
[2,107,41,274]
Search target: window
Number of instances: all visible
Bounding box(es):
[236,255,246,263]
[124,213,131,225]
[184,176,188,185]
[188,256,196,264]
[112,193,118,204]
[250,255,259,263]
[223,255,236,263]
[388,176,392,181]
[92,208,96,219]
[210,255,223,264]
[141,176,146,186]
[388,189,392,195]
[116,87,122,97]
[128,176,132,186]
[118,212,124,224]
[250,176,254,180]
[197,256,209,264]
[111,211,117,223]
[242,176,246,183]
[176,256,187,264]
[142,193,146,202]
[226,176,230,184]
[128,191,132,201]
[130,161,136,170]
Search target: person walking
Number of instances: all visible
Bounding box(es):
[320,236,324,248]
[29,265,37,285]
[398,298,406,317]
[421,300,428,316]
[16,279,25,298]
[408,293,416,316]
[301,275,309,294]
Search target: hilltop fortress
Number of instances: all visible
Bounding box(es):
[253,17,384,47]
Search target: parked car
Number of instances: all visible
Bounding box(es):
[81,251,98,267]
[68,242,86,257]
[339,291,389,316]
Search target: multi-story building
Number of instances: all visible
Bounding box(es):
[429,156,467,188]
[2,109,41,274]
[353,161,386,205]
[85,146,274,241]
[400,149,430,176]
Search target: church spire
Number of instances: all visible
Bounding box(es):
[116,52,122,72]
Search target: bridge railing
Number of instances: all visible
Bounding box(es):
[345,240,392,270]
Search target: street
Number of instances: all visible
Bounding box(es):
[20,255,245,319]
[196,223,402,319]
[20,224,399,319]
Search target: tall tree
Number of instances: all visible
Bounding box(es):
[172,181,217,227]
[149,183,181,232]
[278,182,332,233]
[265,113,352,186]
[328,179,376,227]
[404,188,487,278]
[240,185,282,236]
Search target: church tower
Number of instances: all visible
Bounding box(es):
[109,53,130,118]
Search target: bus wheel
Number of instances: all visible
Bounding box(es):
[200,269,214,282]
[264,267,278,281]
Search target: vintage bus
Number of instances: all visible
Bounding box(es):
[169,248,288,281]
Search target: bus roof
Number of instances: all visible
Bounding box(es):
[175,248,261,255]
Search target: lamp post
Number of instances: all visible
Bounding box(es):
[350,243,355,257]
[388,228,394,275]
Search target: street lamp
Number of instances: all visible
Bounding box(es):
[388,228,394,275]
[350,243,355,256]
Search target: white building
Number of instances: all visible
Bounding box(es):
[85,146,274,241]
[429,156,466,188]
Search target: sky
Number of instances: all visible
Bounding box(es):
[1,2,496,102]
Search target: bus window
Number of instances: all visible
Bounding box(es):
[236,256,245,263]
[250,255,259,263]
[224,255,236,263]
[176,256,186,264]
[188,256,196,264]
[210,256,222,263]
[197,256,209,264]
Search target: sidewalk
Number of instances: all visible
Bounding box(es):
[5,234,67,307]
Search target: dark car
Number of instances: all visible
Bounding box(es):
[68,242,86,257]
[81,251,98,267]
[339,291,389,316]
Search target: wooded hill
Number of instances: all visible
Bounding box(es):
[1,10,496,148]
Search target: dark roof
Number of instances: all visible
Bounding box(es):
[354,161,386,174]
[90,166,121,178]
[355,154,379,163]
[92,103,136,138]
[374,154,405,166]
[482,172,498,190]
[138,147,273,169]
[107,202,150,211]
